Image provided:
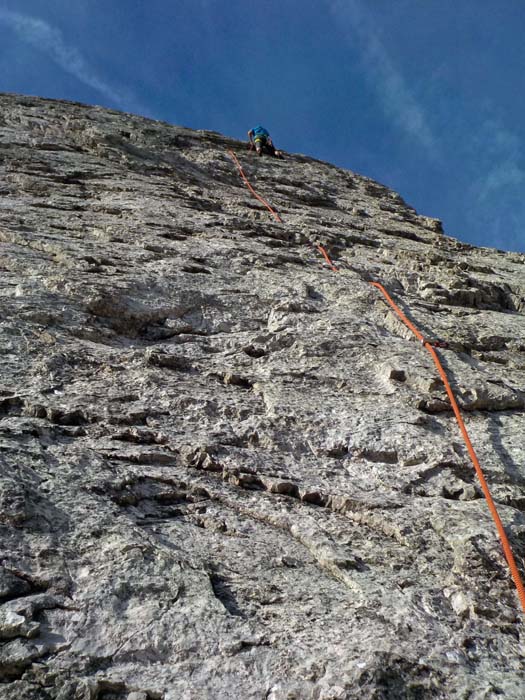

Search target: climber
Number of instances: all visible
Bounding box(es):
[247,125,282,158]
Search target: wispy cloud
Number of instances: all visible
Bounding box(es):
[0,8,140,111]
[475,160,524,203]
[465,118,525,251]
[328,0,438,159]
[470,119,525,201]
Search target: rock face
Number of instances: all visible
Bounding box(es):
[1,93,525,699]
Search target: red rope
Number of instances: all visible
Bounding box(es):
[317,244,339,272]
[228,149,283,223]
[227,147,525,617]
[370,281,525,616]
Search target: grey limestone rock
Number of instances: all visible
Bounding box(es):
[0,93,524,698]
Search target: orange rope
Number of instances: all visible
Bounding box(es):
[228,149,283,223]
[227,147,525,616]
[370,281,525,615]
[317,244,339,272]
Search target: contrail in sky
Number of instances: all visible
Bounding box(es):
[0,8,135,110]
[329,0,438,158]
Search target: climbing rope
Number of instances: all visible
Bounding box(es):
[228,149,283,223]
[370,281,525,616]
[316,244,339,272]
[228,149,525,616]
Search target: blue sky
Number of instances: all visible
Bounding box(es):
[1,1,524,253]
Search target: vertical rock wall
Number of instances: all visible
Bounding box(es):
[1,94,525,699]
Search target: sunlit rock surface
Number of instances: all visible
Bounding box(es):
[1,93,525,699]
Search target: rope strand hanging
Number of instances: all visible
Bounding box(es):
[228,149,283,223]
[370,281,525,616]
[228,147,525,617]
